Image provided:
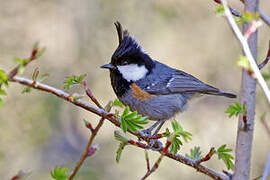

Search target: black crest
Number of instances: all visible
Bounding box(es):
[111,21,155,69]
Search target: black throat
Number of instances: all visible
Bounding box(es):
[110,69,131,97]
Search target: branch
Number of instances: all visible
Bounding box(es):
[141,133,173,180]
[220,0,260,179]
[144,150,150,172]
[258,8,270,28]
[9,75,229,180]
[141,154,164,180]
[213,0,242,17]
[196,147,216,164]
[83,81,103,109]
[258,41,270,70]
[214,0,270,27]
[9,45,39,78]
[220,0,270,104]
[68,102,112,180]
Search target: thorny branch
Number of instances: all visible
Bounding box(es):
[68,102,112,180]
[8,75,229,180]
[141,154,164,180]
[141,130,175,180]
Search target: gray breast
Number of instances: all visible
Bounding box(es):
[119,90,191,120]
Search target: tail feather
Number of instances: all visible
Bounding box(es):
[208,91,237,98]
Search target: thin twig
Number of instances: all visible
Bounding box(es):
[213,0,242,17]
[9,47,38,78]
[141,154,164,180]
[258,8,270,28]
[85,87,103,109]
[196,147,216,164]
[144,150,150,172]
[141,136,172,180]
[9,76,229,180]
[68,102,112,180]
[258,41,270,70]
[221,0,270,104]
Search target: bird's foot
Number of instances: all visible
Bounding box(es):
[139,128,152,138]
[149,139,162,151]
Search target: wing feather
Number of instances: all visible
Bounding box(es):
[136,62,220,95]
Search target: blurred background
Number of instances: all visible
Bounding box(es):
[1,0,270,179]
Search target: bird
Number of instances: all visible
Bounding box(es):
[101,21,236,136]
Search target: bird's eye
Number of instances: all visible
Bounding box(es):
[122,61,128,65]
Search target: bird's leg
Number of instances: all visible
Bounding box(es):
[139,120,166,151]
[152,121,165,136]
[140,120,164,137]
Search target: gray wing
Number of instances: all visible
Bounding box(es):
[136,61,220,95]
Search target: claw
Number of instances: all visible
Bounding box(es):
[139,129,152,138]
[149,139,163,151]
[139,120,166,137]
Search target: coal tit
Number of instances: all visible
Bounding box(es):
[101,22,236,135]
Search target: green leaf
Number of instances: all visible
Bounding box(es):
[22,86,31,94]
[33,41,40,50]
[116,142,127,163]
[235,12,260,24]
[216,5,225,15]
[237,56,251,70]
[121,119,128,133]
[171,120,192,142]
[120,106,149,133]
[0,69,9,87]
[166,121,192,154]
[112,99,124,108]
[64,74,86,89]
[50,166,69,180]
[125,120,138,133]
[225,102,246,118]
[0,89,7,96]
[263,73,270,80]
[170,136,182,154]
[18,66,25,74]
[13,57,23,64]
[114,131,129,143]
[185,146,203,160]
[113,131,130,163]
[125,111,138,120]
[36,47,46,58]
[0,98,3,107]
[121,106,130,118]
[216,144,235,170]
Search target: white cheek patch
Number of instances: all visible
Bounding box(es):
[117,64,148,82]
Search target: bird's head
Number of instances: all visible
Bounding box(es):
[101,21,155,82]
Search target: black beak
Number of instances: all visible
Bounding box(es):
[100,63,116,70]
